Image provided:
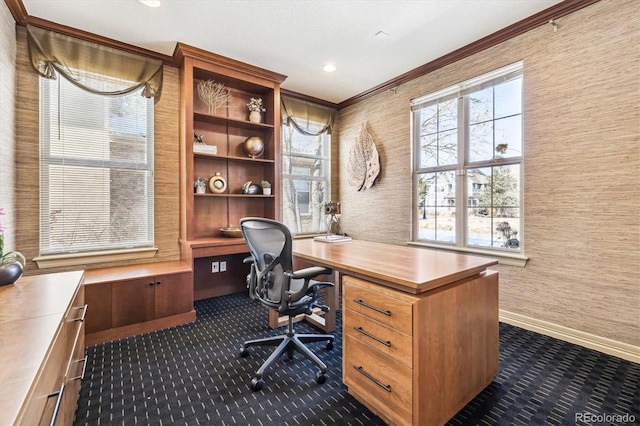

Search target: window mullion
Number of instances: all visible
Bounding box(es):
[456,96,467,248]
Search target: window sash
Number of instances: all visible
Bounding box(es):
[412,64,523,253]
[281,122,331,235]
[39,75,154,256]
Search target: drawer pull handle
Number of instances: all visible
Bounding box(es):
[353,326,391,347]
[353,299,391,316]
[46,383,65,426]
[353,365,392,392]
[71,355,89,381]
[74,304,88,322]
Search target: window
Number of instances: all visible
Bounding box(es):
[39,74,154,256]
[281,121,331,235]
[412,62,523,253]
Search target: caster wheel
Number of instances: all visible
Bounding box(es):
[240,348,249,357]
[326,341,334,350]
[316,373,326,384]
[250,377,264,391]
[286,347,295,359]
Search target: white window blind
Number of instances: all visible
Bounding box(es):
[39,73,154,256]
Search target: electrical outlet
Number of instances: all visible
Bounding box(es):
[220,261,227,272]
[211,261,219,273]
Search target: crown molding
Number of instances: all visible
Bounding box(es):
[4,0,174,65]
[337,0,603,109]
[281,89,339,110]
[5,0,602,106]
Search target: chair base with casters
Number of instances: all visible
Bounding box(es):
[240,314,334,391]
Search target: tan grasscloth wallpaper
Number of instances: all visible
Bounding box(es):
[3,0,638,349]
[337,0,639,346]
[0,3,16,252]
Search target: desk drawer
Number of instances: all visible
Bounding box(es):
[344,334,412,425]
[18,327,67,426]
[343,277,413,335]
[344,308,413,368]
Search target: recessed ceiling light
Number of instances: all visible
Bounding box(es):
[323,64,337,73]
[374,30,390,40]
[137,0,161,7]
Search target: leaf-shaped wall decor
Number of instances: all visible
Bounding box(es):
[347,128,366,190]
[347,123,380,191]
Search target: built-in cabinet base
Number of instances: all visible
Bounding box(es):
[83,261,195,346]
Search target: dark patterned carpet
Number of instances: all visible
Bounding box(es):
[74,292,639,426]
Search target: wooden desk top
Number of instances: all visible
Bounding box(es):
[292,239,497,294]
[0,271,84,425]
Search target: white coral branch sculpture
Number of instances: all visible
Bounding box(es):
[197,80,232,114]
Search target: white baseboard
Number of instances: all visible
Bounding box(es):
[499,310,639,364]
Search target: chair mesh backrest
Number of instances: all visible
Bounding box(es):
[240,218,294,304]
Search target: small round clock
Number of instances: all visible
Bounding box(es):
[208,172,227,193]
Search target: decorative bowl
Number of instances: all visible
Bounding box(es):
[220,227,243,238]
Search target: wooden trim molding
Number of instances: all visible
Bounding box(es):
[6,0,602,106]
[173,42,287,84]
[4,0,27,23]
[338,0,603,109]
[4,0,174,64]
[33,247,159,269]
[500,310,640,364]
[281,89,339,110]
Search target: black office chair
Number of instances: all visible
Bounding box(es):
[239,217,335,391]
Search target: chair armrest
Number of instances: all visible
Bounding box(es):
[289,266,332,280]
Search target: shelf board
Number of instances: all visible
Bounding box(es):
[194,193,274,198]
[193,152,274,163]
[194,112,274,130]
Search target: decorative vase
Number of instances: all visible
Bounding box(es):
[0,261,23,286]
[263,187,272,195]
[209,172,227,193]
[195,186,206,194]
[249,111,262,123]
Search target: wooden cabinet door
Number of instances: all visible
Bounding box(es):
[112,278,155,327]
[155,272,193,318]
[85,282,112,334]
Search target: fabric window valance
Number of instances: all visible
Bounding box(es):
[281,95,336,136]
[27,25,163,98]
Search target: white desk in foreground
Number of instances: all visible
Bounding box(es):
[293,239,499,426]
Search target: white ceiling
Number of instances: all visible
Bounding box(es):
[22,0,562,104]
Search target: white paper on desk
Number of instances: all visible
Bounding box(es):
[313,235,352,243]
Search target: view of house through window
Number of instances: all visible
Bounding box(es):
[39,74,154,255]
[281,121,331,235]
[412,62,523,252]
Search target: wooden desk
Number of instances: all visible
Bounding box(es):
[293,239,499,426]
[0,271,86,426]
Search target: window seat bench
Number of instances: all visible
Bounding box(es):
[83,261,195,345]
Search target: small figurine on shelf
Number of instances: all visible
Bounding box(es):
[194,177,208,194]
[194,132,204,144]
[261,180,272,195]
[193,132,217,155]
[247,97,265,123]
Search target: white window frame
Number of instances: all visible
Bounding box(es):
[281,123,331,236]
[35,75,157,268]
[409,62,528,266]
